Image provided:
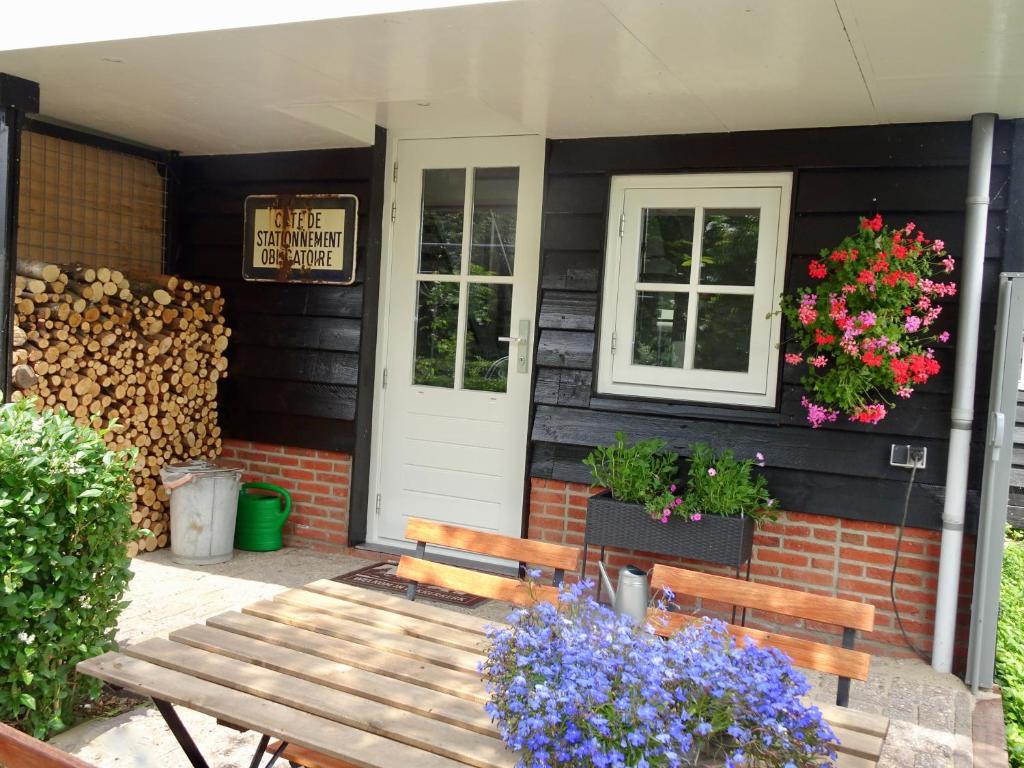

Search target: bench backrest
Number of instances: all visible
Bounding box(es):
[0,721,95,768]
[395,517,579,606]
[649,563,875,707]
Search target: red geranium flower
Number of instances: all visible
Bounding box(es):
[808,260,827,279]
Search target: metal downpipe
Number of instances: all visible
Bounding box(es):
[931,113,997,674]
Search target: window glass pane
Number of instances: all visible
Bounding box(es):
[464,283,512,392]
[470,167,519,277]
[419,168,465,274]
[414,281,459,387]
[633,291,687,368]
[699,209,759,286]
[694,294,753,371]
[638,209,694,284]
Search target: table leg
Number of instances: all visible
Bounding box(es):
[152,698,210,768]
[247,734,270,768]
[262,739,288,768]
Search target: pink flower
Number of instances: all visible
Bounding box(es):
[784,353,803,365]
[841,284,857,295]
[897,386,914,398]
[755,451,765,467]
[798,305,818,325]
[942,256,955,273]
[850,403,887,424]
[905,222,916,234]
[810,355,828,368]
[690,513,702,522]
[801,396,839,428]
[707,468,717,477]
[904,315,922,332]
[669,484,676,492]
[674,497,682,505]
[933,239,945,252]
[938,331,950,343]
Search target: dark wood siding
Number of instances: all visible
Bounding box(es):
[177,146,377,452]
[531,121,1018,530]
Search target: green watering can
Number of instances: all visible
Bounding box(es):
[235,482,291,551]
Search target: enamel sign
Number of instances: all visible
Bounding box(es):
[243,194,358,284]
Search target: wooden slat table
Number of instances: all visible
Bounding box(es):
[77,578,888,768]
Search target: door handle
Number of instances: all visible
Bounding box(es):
[503,320,530,374]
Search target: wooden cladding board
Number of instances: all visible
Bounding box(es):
[17,130,165,273]
[177,148,376,452]
[531,120,1017,530]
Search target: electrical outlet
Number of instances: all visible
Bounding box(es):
[890,444,927,469]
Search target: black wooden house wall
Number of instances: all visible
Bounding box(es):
[176,143,381,453]
[531,121,1017,530]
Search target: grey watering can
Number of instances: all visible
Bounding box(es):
[597,562,650,624]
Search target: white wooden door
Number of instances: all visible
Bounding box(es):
[369,136,544,553]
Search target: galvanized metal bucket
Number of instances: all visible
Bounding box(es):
[160,461,242,565]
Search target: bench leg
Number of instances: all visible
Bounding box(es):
[835,627,857,707]
[153,698,210,768]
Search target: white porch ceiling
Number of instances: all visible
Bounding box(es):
[0,0,1020,155]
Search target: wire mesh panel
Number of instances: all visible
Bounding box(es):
[17,129,166,273]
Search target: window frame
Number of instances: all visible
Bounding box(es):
[597,171,793,407]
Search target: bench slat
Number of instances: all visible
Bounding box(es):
[0,721,94,768]
[648,610,872,681]
[302,580,499,636]
[77,653,465,768]
[651,564,875,632]
[124,639,512,768]
[405,517,579,571]
[170,624,495,735]
[274,588,487,653]
[243,598,484,673]
[396,556,559,607]
[207,611,487,703]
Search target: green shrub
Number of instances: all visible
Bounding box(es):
[997,531,1024,767]
[0,397,136,737]
[682,442,776,523]
[582,431,679,505]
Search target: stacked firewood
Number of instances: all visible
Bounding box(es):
[9,258,230,555]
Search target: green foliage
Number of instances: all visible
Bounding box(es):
[582,432,678,505]
[682,442,776,523]
[0,397,136,737]
[998,532,1024,767]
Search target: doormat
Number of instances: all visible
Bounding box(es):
[332,561,489,608]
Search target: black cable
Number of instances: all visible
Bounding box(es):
[890,462,931,663]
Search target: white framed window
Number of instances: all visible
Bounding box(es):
[597,172,792,407]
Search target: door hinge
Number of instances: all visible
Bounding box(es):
[390,201,396,223]
[375,493,382,516]
[382,367,388,389]
[393,162,398,183]
[610,332,617,355]
[618,213,625,238]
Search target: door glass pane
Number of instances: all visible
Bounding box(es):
[414,281,460,387]
[419,169,466,274]
[633,291,687,368]
[694,294,753,371]
[464,283,513,392]
[638,209,695,284]
[699,209,760,286]
[470,167,519,277]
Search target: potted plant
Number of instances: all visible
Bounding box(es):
[583,436,774,568]
[482,580,838,767]
[778,215,954,427]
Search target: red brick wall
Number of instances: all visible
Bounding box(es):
[528,478,974,660]
[219,439,351,552]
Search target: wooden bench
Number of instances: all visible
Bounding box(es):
[395,517,580,607]
[648,563,888,767]
[0,721,95,768]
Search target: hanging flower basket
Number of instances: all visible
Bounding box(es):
[779,214,955,427]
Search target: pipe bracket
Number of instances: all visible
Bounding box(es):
[965,195,990,205]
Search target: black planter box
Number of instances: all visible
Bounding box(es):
[584,491,754,568]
